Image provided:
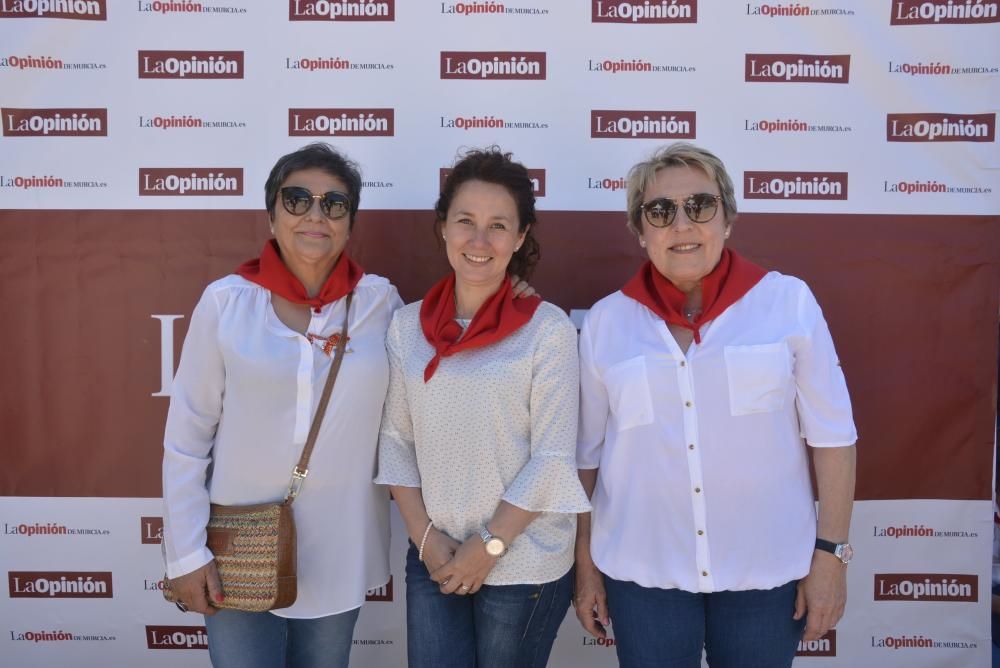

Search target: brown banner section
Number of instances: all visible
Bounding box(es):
[0,210,997,500]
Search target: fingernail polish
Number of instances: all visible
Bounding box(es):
[216,593,224,602]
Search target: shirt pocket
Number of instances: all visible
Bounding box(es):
[724,342,792,416]
[603,355,654,432]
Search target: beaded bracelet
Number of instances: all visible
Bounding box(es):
[418,520,434,562]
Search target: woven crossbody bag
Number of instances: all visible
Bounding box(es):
[163,292,353,612]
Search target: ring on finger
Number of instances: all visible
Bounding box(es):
[461,584,471,593]
[175,601,189,613]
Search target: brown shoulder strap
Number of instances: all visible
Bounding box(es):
[284,291,353,503]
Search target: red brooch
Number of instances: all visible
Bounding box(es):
[305,332,351,357]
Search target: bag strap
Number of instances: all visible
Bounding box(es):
[284,291,354,504]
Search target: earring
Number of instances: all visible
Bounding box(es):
[724,229,731,239]
[639,239,646,248]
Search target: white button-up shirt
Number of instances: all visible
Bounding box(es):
[162,273,402,618]
[578,272,857,593]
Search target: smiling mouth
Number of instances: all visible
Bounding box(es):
[298,231,329,238]
[669,243,701,253]
[463,253,491,264]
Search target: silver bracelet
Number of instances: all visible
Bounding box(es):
[418,520,434,562]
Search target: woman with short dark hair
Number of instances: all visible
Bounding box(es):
[162,142,399,668]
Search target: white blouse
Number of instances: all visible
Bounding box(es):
[375,301,592,586]
[162,273,403,618]
[578,272,857,593]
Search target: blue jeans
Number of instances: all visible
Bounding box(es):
[604,576,805,668]
[204,606,360,668]
[405,543,572,668]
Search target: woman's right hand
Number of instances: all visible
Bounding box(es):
[170,560,224,615]
[574,560,610,639]
[421,528,461,574]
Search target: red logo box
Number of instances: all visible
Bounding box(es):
[9,571,113,598]
[890,0,999,25]
[874,574,977,602]
[745,54,850,83]
[2,107,107,136]
[141,516,163,544]
[591,110,695,139]
[591,0,697,23]
[0,0,106,19]
[887,113,996,142]
[289,108,394,136]
[139,168,244,196]
[146,625,209,649]
[744,171,848,200]
[138,51,244,79]
[441,52,546,80]
[289,0,395,21]
[797,630,836,656]
[365,576,393,602]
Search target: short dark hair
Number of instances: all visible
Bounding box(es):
[435,147,540,279]
[264,143,362,229]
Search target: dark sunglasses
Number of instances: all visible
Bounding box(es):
[280,186,351,219]
[639,193,722,228]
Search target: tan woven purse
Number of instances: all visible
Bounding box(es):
[164,292,353,612]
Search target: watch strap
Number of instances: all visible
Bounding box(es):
[814,538,839,554]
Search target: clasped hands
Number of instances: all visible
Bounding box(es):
[423,528,498,596]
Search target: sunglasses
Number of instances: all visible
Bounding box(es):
[639,193,722,228]
[280,186,351,219]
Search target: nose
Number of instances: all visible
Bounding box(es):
[671,204,696,231]
[302,195,325,221]
[469,225,490,245]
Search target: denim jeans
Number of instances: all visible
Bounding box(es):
[203,606,360,668]
[405,543,572,668]
[604,576,805,668]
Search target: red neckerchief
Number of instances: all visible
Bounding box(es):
[419,274,541,382]
[621,249,767,344]
[236,239,363,313]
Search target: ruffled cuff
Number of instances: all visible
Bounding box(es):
[374,430,422,487]
[502,454,592,513]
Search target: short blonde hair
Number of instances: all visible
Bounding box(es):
[625,142,737,236]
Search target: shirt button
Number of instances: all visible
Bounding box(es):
[680,360,686,367]
[685,401,692,408]
[694,487,701,493]
[688,444,695,450]
[702,571,709,577]
[697,530,704,536]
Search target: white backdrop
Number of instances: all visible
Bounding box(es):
[2,1,998,666]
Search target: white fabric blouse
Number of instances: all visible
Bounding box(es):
[578,272,857,593]
[375,301,592,586]
[162,273,402,618]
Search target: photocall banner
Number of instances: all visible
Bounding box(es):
[2,2,998,666]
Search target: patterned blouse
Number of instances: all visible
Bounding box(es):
[375,300,591,585]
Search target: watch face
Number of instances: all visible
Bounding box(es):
[485,538,505,557]
[837,544,854,563]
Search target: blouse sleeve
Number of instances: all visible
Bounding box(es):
[501,311,592,514]
[793,283,858,447]
[576,311,609,469]
[161,287,225,578]
[374,314,422,487]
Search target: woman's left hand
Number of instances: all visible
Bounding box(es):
[793,552,847,641]
[509,274,538,299]
[429,535,498,596]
